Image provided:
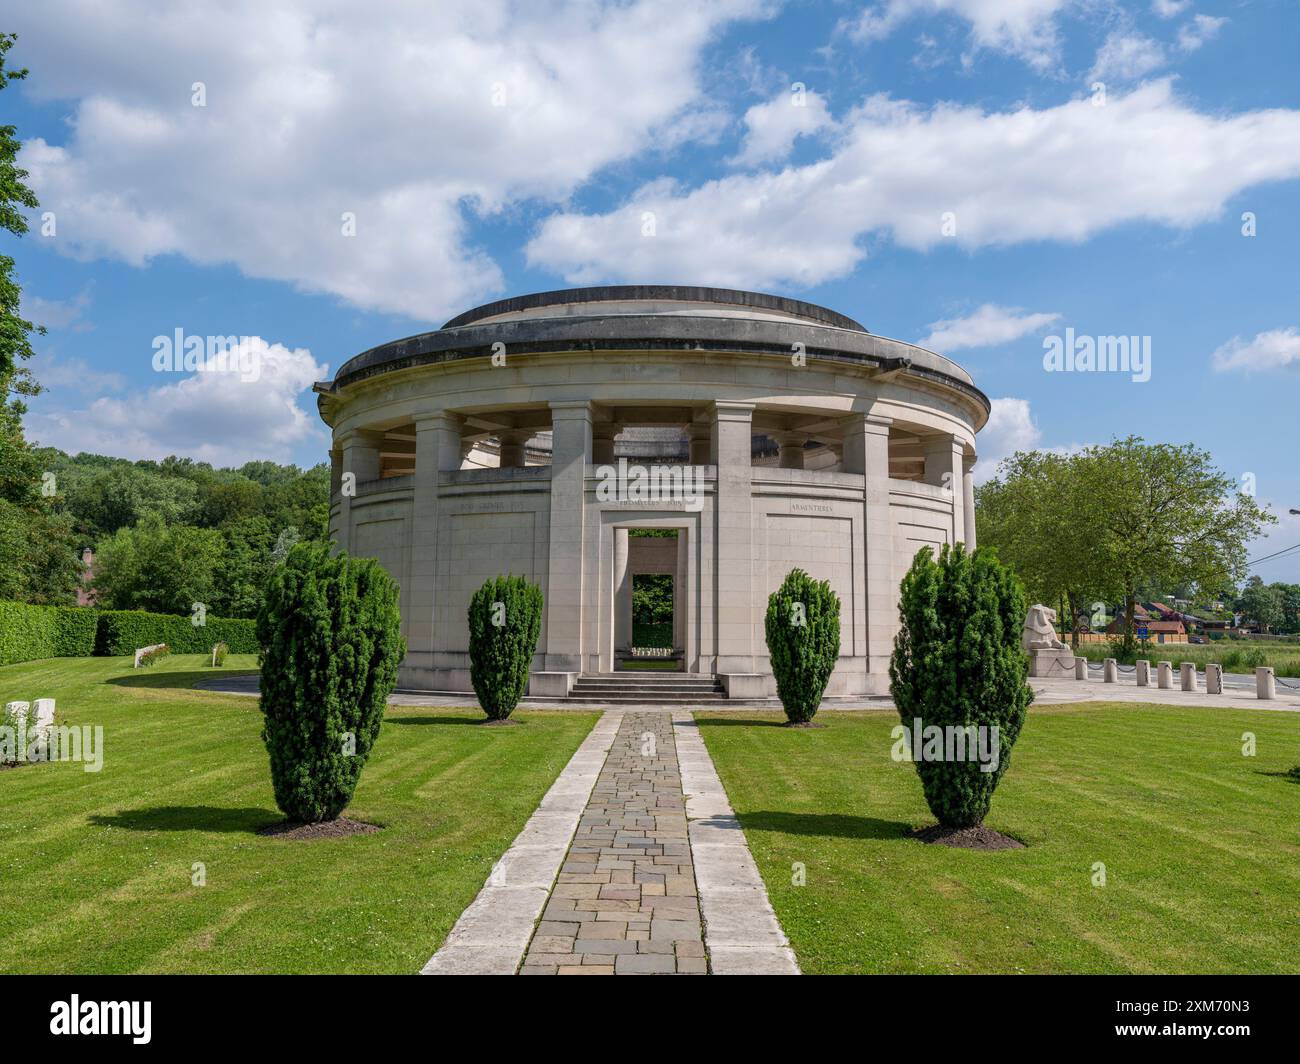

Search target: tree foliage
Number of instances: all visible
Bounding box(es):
[978,437,1275,652]
[467,574,544,721]
[764,568,841,724]
[890,544,1032,828]
[256,541,404,822]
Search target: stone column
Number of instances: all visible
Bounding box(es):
[544,400,592,672]
[1157,661,1173,689]
[498,428,529,469]
[674,530,688,654]
[962,454,977,550]
[335,428,382,553]
[409,412,462,664]
[1103,658,1117,682]
[592,422,616,465]
[923,433,965,548]
[613,527,631,653]
[712,401,755,675]
[1136,659,1151,686]
[843,412,894,692]
[1180,662,1198,691]
[774,432,805,470]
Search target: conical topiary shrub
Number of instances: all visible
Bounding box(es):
[889,543,1032,829]
[468,574,544,721]
[256,541,405,823]
[764,568,841,725]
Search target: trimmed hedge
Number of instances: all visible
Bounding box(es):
[764,568,841,724]
[468,574,544,721]
[94,610,258,656]
[54,606,99,657]
[0,601,256,666]
[0,601,58,666]
[257,541,405,822]
[889,543,1032,828]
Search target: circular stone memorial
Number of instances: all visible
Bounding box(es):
[314,285,989,698]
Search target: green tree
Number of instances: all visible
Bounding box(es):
[1239,577,1284,633]
[467,574,544,721]
[977,450,1119,646]
[92,518,224,614]
[764,568,841,725]
[890,544,1032,829]
[1080,438,1274,654]
[257,541,404,822]
[67,464,200,536]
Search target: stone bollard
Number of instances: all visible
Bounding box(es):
[1157,661,1173,689]
[1103,658,1118,683]
[1205,663,1222,695]
[1075,656,1088,680]
[1256,667,1276,700]
[1135,660,1151,686]
[1180,662,1198,692]
[33,698,55,731]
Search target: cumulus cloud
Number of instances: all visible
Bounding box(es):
[1211,328,1300,373]
[528,80,1300,288]
[1177,13,1227,52]
[730,89,835,167]
[32,354,125,396]
[844,0,1071,70]
[920,304,1060,353]
[11,0,767,323]
[1151,0,1189,18]
[25,337,328,465]
[973,397,1042,483]
[1087,32,1168,84]
[21,285,94,332]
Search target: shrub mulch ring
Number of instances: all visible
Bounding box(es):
[258,817,381,840]
[911,824,1025,850]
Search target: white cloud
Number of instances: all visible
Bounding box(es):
[1151,0,1189,18]
[1177,14,1227,52]
[730,89,835,167]
[528,81,1300,288]
[844,0,1072,71]
[25,337,328,465]
[974,397,1041,483]
[32,354,125,396]
[21,285,94,331]
[1087,32,1168,84]
[11,0,767,323]
[920,304,1060,352]
[1211,328,1300,373]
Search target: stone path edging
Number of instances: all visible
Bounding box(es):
[421,710,624,975]
[672,712,800,975]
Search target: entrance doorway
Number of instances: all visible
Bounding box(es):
[618,530,681,672]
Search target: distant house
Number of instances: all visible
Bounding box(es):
[77,547,98,607]
[1106,616,1187,644]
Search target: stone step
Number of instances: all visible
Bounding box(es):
[573,680,722,690]
[562,694,729,703]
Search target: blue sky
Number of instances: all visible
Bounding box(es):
[3,0,1299,579]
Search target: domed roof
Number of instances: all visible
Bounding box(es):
[442,285,867,333]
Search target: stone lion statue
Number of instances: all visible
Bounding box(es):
[1022,604,1067,651]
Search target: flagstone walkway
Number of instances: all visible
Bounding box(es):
[520,712,705,974]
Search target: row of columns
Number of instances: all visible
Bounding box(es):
[332,401,976,681]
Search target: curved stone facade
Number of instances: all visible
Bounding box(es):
[315,286,988,697]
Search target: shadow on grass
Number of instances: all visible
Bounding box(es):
[106,670,258,692]
[89,805,277,833]
[692,717,791,728]
[1255,769,1300,785]
[737,810,914,841]
[385,715,492,727]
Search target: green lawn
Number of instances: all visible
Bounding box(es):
[697,704,1300,974]
[0,654,596,973]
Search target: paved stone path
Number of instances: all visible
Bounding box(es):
[520,712,707,974]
